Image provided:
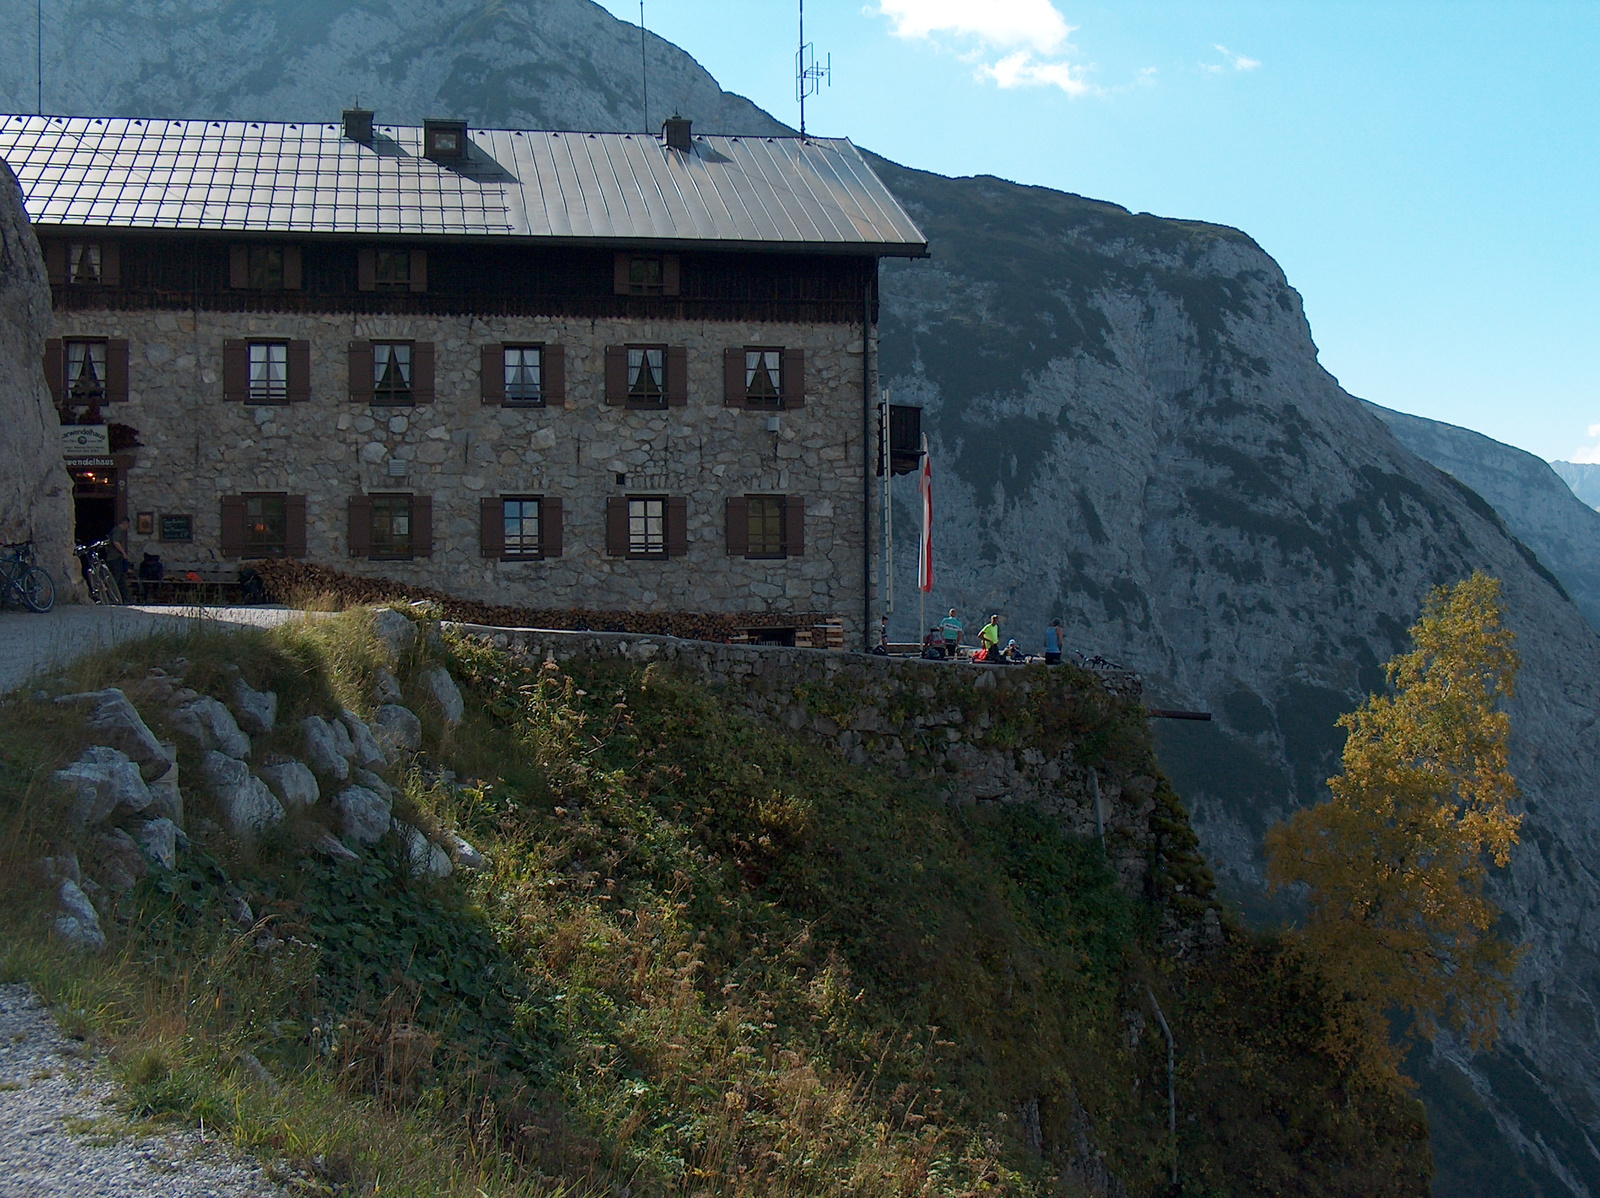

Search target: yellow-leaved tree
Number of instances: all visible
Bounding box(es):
[1266,571,1523,1074]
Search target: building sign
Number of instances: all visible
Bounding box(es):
[62,424,110,457]
[160,514,193,542]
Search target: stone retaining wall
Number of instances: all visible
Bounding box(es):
[448,622,1160,892]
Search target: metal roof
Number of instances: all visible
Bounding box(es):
[0,114,927,256]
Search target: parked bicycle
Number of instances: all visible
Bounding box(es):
[0,541,56,612]
[77,539,125,605]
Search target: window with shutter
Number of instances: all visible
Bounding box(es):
[665,496,688,557]
[287,340,311,402]
[219,496,247,557]
[502,346,543,405]
[105,340,130,403]
[479,497,504,557]
[543,345,566,407]
[374,250,411,292]
[626,496,667,557]
[541,497,564,557]
[369,493,414,559]
[283,246,303,290]
[625,346,667,408]
[371,342,413,404]
[725,497,749,556]
[411,343,435,403]
[222,340,248,402]
[240,493,288,556]
[666,346,688,406]
[412,496,433,557]
[99,243,120,288]
[68,242,102,284]
[500,496,543,558]
[745,495,786,558]
[347,496,373,557]
[64,340,108,407]
[247,342,289,403]
[782,496,806,557]
[781,348,805,409]
[348,342,374,403]
[606,496,629,556]
[284,496,308,557]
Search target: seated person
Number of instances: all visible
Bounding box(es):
[1000,638,1027,663]
[921,628,948,659]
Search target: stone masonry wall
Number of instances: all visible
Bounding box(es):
[451,622,1161,894]
[54,307,873,636]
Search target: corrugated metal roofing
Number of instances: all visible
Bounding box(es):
[0,114,927,256]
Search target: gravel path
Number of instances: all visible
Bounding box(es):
[0,984,284,1197]
[0,605,321,696]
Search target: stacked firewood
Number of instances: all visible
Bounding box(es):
[251,559,841,643]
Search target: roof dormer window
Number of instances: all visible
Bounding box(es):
[423,119,468,162]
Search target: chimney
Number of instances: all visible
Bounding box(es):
[343,108,374,144]
[662,114,692,153]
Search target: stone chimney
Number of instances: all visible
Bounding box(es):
[343,108,374,144]
[662,115,692,152]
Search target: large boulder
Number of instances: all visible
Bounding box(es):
[258,760,319,810]
[53,879,105,950]
[52,745,151,825]
[372,609,417,661]
[229,677,278,735]
[0,162,75,596]
[331,785,391,846]
[54,689,173,779]
[199,751,284,840]
[374,704,423,755]
[395,821,452,879]
[170,696,250,759]
[300,715,351,780]
[94,827,149,891]
[134,817,178,870]
[419,668,464,726]
[340,709,387,766]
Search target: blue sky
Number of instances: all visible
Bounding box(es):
[596,0,1598,465]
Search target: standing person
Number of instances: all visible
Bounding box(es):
[978,613,1001,659]
[939,608,964,652]
[1044,619,1063,665]
[105,516,131,602]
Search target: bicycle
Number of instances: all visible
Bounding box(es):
[77,539,126,606]
[0,541,57,612]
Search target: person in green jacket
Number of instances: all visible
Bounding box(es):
[979,614,1001,657]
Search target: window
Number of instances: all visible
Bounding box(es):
[628,256,663,295]
[375,250,411,292]
[628,497,666,556]
[371,494,413,559]
[502,498,542,557]
[746,496,786,558]
[613,252,680,297]
[69,243,101,284]
[248,245,284,289]
[424,120,468,161]
[745,350,782,407]
[65,340,107,403]
[627,346,665,406]
[504,346,542,404]
[243,494,287,556]
[373,342,412,402]
[248,342,288,403]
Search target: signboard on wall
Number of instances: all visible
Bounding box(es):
[61,424,110,456]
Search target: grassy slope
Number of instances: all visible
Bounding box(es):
[0,610,1428,1196]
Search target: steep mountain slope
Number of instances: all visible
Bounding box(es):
[5,2,1600,1191]
[1365,403,1600,635]
[868,158,1600,1197]
[0,0,787,137]
[1552,462,1600,511]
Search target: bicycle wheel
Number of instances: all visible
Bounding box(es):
[20,566,54,612]
[91,563,123,605]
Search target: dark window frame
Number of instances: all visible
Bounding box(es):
[501,495,544,559]
[68,242,103,285]
[63,337,109,404]
[627,495,668,559]
[246,340,290,404]
[371,340,414,404]
[374,250,412,292]
[745,495,787,559]
[743,347,784,409]
[242,492,289,557]
[369,493,415,561]
[625,344,668,409]
[503,344,544,406]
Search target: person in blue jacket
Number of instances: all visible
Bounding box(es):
[1044,619,1063,665]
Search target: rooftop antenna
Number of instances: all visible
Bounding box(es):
[640,1,649,135]
[796,0,830,137]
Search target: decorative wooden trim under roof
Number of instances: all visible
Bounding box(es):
[0,115,929,257]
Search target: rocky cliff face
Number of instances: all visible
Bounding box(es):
[5,2,1600,1190]
[0,161,75,595]
[1552,462,1600,511]
[0,0,787,137]
[1367,402,1600,636]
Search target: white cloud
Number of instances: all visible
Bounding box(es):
[1213,44,1261,71]
[1573,423,1600,464]
[873,0,1098,95]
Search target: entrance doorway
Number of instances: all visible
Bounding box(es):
[69,462,120,547]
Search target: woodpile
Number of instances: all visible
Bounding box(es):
[251,559,845,647]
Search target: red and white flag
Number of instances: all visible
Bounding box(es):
[917,435,933,593]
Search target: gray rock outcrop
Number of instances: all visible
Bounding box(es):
[55,689,173,780]
[373,670,403,704]
[53,879,105,950]
[228,677,278,735]
[199,751,283,840]
[170,697,251,759]
[0,161,75,595]
[258,760,319,810]
[446,833,485,872]
[340,709,387,766]
[395,822,451,879]
[372,609,417,660]
[134,817,178,870]
[52,746,150,826]
[300,715,351,780]
[419,668,464,726]
[93,828,149,891]
[330,785,391,846]
[374,704,422,755]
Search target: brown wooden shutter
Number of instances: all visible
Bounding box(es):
[411,495,433,557]
[479,497,503,557]
[604,346,627,405]
[662,254,680,296]
[541,497,563,557]
[106,339,130,402]
[287,340,311,402]
[100,242,120,287]
[222,339,249,402]
[543,345,565,407]
[348,496,373,557]
[606,496,628,556]
[782,496,806,557]
[782,348,806,409]
[283,245,303,290]
[348,342,373,403]
[43,339,63,403]
[724,348,745,406]
[725,496,749,556]
[480,344,504,404]
[284,495,308,557]
[665,346,688,406]
[229,245,249,289]
[613,252,631,295]
[219,496,246,557]
[411,342,435,403]
[665,496,688,557]
[408,249,428,293]
[44,241,66,286]
[357,248,377,291]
